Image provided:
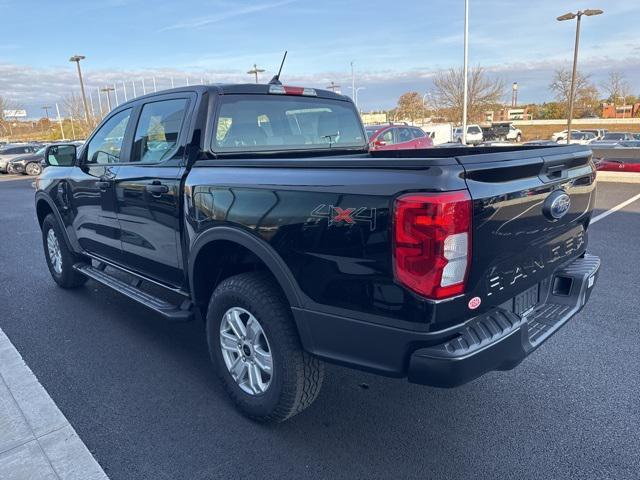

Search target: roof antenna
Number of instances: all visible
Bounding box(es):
[269,51,287,85]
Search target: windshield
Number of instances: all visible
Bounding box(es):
[213,95,366,153]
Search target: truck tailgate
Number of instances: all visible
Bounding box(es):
[458,146,596,310]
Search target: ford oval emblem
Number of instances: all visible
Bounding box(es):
[543,190,571,220]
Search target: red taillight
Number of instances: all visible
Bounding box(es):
[393,191,472,300]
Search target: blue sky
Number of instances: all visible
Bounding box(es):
[1,0,639,117]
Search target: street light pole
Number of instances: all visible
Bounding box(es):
[557,9,603,144]
[350,61,355,105]
[69,55,91,124]
[247,64,265,84]
[100,87,115,112]
[462,0,469,145]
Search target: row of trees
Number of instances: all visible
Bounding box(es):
[390,68,639,123]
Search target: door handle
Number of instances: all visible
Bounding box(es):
[96,181,111,190]
[145,183,169,195]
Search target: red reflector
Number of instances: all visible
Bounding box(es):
[283,86,304,95]
[393,191,472,300]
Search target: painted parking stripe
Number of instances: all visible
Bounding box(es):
[591,192,640,224]
[0,328,109,480]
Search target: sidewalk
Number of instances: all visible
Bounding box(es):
[0,328,109,480]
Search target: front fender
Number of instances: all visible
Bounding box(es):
[35,192,78,253]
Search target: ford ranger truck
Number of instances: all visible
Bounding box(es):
[35,84,600,422]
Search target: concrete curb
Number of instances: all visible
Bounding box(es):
[596,172,640,184]
[0,328,109,480]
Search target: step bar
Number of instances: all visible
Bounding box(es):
[73,263,194,322]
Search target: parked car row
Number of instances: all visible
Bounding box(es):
[551,129,639,144]
[1,141,84,176]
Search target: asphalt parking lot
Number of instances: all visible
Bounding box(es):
[0,174,639,480]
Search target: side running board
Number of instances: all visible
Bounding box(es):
[73,263,194,322]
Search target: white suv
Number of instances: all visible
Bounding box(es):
[453,125,483,145]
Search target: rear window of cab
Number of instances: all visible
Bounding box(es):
[213,95,366,153]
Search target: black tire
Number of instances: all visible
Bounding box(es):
[42,214,87,289]
[206,271,324,422]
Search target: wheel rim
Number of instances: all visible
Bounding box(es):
[26,163,41,175]
[46,229,63,275]
[220,307,273,395]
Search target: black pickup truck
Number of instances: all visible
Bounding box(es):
[36,84,600,422]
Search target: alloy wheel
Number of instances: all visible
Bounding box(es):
[26,163,42,176]
[219,307,273,395]
[46,229,63,275]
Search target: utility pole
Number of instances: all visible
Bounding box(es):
[462,0,469,145]
[113,83,119,106]
[69,55,91,123]
[42,106,52,120]
[122,81,128,101]
[557,9,603,144]
[247,64,265,84]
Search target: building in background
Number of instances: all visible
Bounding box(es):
[601,102,640,119]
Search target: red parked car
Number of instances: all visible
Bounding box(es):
[365,124,434,151]
[596,159,640,173]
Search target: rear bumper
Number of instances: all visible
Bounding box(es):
[294,254,600,387]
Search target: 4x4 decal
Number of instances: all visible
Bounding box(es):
[311,204,377,231]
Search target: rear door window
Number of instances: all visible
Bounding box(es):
[411,128,425,138]
[397,128,413,143]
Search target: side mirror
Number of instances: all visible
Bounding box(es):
[45,144,77,167]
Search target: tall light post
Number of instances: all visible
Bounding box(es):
[100,86,115,112]
[326,82,341,93]
[557,9,603,144]
[461,0,469,144]
[69,55,91,124]
[247,64,265,84]
[350,61,356,104]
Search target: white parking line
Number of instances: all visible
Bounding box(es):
[591,192,640,224]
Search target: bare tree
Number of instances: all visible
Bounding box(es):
[63,93,86,122]
[549,68,599,117]
[601,71,630,104]
[0,96,21,137]
[432,66,504,122]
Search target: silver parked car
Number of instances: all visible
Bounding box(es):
[0,145,41,173]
